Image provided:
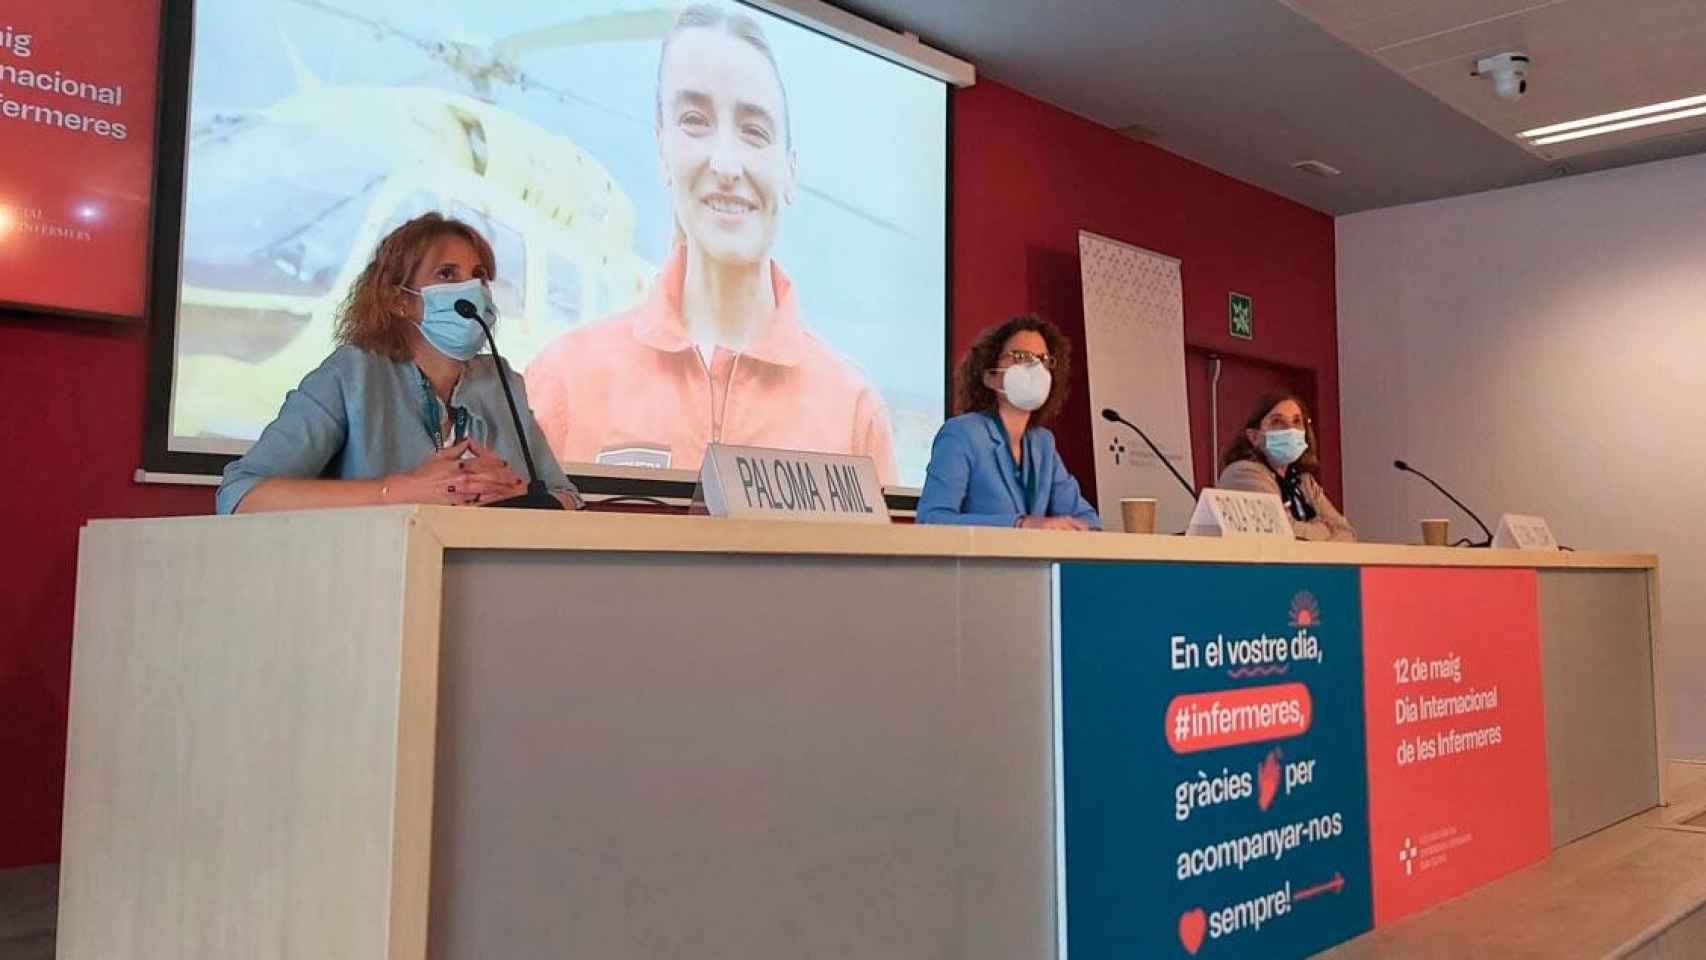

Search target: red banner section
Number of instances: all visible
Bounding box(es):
[1360,567,1551,927]
[0,1,161,318]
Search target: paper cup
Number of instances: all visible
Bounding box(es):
[1120,498,1158,535]
[1420,518,1450,547]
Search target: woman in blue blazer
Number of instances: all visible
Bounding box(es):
[918,315,1102,529]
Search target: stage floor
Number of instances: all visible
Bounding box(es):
[1322,761,1706,958]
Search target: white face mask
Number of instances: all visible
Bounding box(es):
[996,362,1052,412]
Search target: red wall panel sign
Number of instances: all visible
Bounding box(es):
[1360,567,1552,927]
[0,1,161,319]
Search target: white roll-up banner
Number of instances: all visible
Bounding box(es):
[1077,230,1195,533]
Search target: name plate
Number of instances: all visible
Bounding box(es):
[694,444,890,524]
[1492,513,1559,551]
[1184,487,1295,540]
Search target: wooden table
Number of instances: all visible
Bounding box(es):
[57,508,1669,958]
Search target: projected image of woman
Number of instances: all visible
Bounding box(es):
[525,3,899,484]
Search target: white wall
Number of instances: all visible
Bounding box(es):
[1337,152,1706,758]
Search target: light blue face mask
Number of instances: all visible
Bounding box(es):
[404,279,494,361]
[1263,428,1308,466]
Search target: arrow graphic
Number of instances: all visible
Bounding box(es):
[1293,872,1345,901]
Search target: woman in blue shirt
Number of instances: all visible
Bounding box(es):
[917,315,1101,529]
[217,213,581,514]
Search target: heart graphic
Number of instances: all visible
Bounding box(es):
[1257,748,1282,812]
[1178,908,1207,955]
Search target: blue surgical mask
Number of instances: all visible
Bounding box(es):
[405,279,493,361]
[1263,428,1308,466]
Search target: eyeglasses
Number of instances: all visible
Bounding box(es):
[996,350,1056,370]
[1260,415,1311,430]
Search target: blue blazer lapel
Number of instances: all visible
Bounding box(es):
[982,415,1027,513]
[982,417,1016,514]
[1022,430,1044,514]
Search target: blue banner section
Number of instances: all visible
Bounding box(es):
[1056,563,1373,959]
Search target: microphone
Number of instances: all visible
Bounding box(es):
[1101,408,1197,501]
[455,298,564,511]
[1393,460,1491,547]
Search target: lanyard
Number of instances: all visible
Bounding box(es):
[417,368,469,449]
[1276,465,1318,522]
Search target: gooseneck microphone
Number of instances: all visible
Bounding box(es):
[1101,407,1197,501]
[454,299,564,511]
[1393,459,1491,547]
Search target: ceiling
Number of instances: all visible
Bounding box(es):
[1284,0,1706,162]
[833,0,1706,214]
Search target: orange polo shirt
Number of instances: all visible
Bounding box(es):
[525,248,899,485]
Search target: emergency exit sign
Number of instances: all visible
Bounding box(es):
[1229,292,1254,340]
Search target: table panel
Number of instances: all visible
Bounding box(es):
[430,552,1056,959]
[1539,569,1660,846]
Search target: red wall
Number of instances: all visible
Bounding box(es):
[0,316,212,867]
[952,80,1340,503]
[0,78,1338,869]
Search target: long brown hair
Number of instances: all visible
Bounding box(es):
[953,314,1074,425]
[334,213,497,361]
[1220,391,1321,475]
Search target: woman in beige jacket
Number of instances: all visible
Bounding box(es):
[1216,392,1356,542]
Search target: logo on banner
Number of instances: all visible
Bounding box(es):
[1108,436,1129,465]
[1393,826,1474,881]
[1289,592,1321,628]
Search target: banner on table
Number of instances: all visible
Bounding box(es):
[1055,562,1373,959]
[1052,562,1558,956]
[1078,231,1194,533]
[1359,567,1551,926]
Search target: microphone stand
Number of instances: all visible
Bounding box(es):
[455,300,564,510]
[1101,408,1198,500]
[1393,460,1491,547]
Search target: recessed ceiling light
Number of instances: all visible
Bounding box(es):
[1520,93,1706,143]
[1525,104,1706,146]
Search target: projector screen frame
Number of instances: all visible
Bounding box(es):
[137,0,956,507]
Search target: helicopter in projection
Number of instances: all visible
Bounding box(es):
[170,1,678,449]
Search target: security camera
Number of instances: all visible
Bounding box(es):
[1473,52,1530,101]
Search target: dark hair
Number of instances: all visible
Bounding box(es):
[1220,391,1321,476]
[953,314,1073,425]
[334,213,496,362]
[656,4,791,147]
